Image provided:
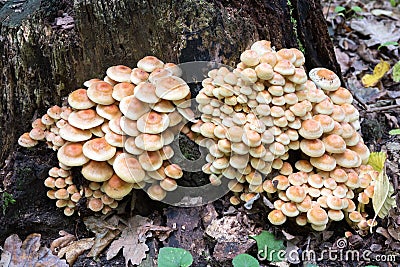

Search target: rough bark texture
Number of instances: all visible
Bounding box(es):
[0,0,340,251]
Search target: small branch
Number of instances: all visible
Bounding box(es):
[363,104,400,113]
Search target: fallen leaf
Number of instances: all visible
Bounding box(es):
[50,230,76,254]
[368,152,396,224]
[361,60,390,87]
[371,9,393,17]
[106,215,172,266]
[57,238,94,265]
[84,215,122,258]
[351,18,400,47]
[389,129,400,135]
[388,226,400,241]
[0,233,68,267]
[393,61,400,82]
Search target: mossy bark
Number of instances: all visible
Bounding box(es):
[0,0,339,167]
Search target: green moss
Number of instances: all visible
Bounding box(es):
[1,191,16,215]
[287,0,305,53]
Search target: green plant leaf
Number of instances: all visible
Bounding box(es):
[351,6,362,13]
[393,61,400,82]
[378,41,399,50]
[305,264,319,267]
[334,6,346,13]
[232,254,260,267]
[158,247,193,267]
[250,231,285,262]
[389,129,400,135]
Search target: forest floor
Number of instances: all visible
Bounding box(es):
[0,0,400,267]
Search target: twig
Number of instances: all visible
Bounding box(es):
[352,93,369,110]
[363,104,400,113]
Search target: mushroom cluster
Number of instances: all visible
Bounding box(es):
[192,40,376,230]
[19,56,193,215]
[18,40,378,231]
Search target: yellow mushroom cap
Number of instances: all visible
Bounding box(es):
[147,184,167,201]
[322,134,346,154]
[130,67,150,84]
[330,168,348,183]
[137,56,164,72]
[286,185,307,203]
[307,206,328,226]
[58,142,89,166]
[333,149,361,168]
[82,160,114,182]
[112,153,145,183]
[112,82,135,101]
[268,210,287,225]
[330,87,353,105]
[68,109,104,130]
[87,81,115,105]
[310,154,336,172]
[326,195,343,210]
[164,164,183,179]
[274,60,295,75]
[295,160,313,173]
[55,188,69,200]
[348,211,363,222]
[309,68,341,91]
[349,141,370,165]
[134,133,164,151]
[299,119,323,139]
[281,203,300,217]
[272,175,290,190]
[106,65,132,83]
[119,96,150,120]
[102,174,134,199]
[150,100,175,113]
[18,132,38,147]
[300,139,325,157]
[137,111,169,134]
[138,151,163,171]
[96,104,122,121]
[29,128,45,141]
[88,197,104,212]
[134,82,160,104]
[59,123,92,142]
[68,89,95,109]
[82,137,116,161]
[160,178,178,191]
[155,76,190,101]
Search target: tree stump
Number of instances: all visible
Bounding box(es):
[0,0,340,246]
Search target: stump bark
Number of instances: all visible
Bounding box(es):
[0,0,340,248]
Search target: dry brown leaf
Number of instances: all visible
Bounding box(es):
[106,215,151,266]
[106,215,174,266]
[50,230,76,254]
[388,226,400,241]
[0,233,68,267]
[351,18,400,47]
[84,215,121,258]
[57,238,94,265]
